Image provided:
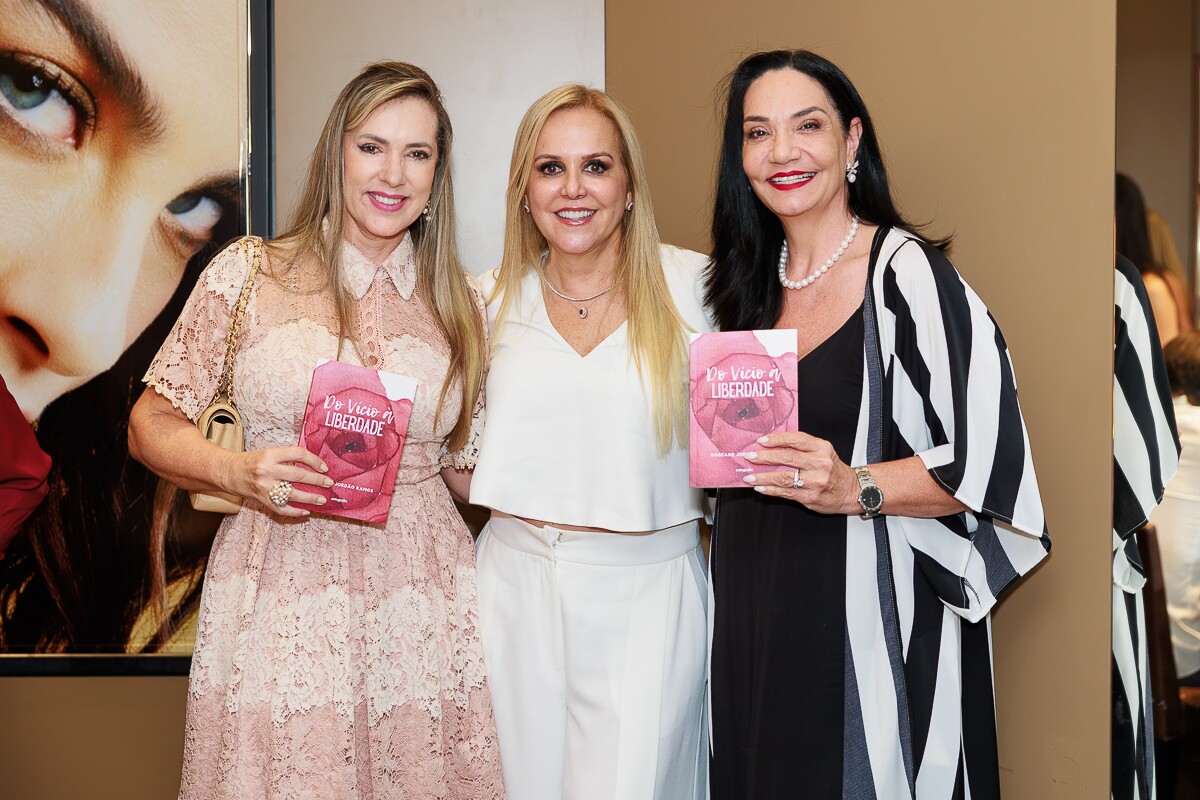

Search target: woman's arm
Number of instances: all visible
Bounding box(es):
[128,388,333,517]
[743,432,968,518]
[441,467,472,505]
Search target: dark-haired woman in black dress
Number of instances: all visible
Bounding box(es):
[706,50,1051,799]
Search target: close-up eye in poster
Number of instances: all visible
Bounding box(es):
[0,0,251,663]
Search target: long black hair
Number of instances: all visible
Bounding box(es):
[706,49,949,331]
[1115,172,1163,277]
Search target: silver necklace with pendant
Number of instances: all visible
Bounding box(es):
[540,255,619,319]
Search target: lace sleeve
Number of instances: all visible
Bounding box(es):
[440,384,485,470]
[439,274,487,470]
[143,238,256,421]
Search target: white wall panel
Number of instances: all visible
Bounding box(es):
[275,1,605,273]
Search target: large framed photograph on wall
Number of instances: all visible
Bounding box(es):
[0,0,272,674]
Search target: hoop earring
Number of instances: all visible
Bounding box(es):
[846,160,859,184]
[523,202,530,214]
[626,200,633,212]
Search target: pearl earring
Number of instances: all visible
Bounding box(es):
[846,160,859,184]
[422,202,432,220]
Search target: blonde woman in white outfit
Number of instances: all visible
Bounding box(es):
[470,85,711,800]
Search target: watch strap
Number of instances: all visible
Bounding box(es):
[853,465,876,489]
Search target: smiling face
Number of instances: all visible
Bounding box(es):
[525,106,633,263]
[0,0,241,420]
[741,68,861,224]
[341,95,438,260]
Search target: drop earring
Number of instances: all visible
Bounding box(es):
[845,160,859,184]
[423,202,432,220]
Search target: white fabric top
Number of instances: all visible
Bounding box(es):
[470,244,712,531]
[1151,396,1200,678]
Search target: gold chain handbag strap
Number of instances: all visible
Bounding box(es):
[213,236,263,403]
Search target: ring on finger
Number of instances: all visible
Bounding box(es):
[792,469,804,489]
[268,480,293,508]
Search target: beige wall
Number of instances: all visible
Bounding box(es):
[606,0,1115,795]
[0,677,187,800]
[0,2,1118,798]
[1116,0,1194,272]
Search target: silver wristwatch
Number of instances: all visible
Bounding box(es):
[853,466,884,519]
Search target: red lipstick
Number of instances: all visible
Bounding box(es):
[767,171,814,192]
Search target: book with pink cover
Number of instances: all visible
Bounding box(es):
[689,329,798,488]
[290,359,418,523]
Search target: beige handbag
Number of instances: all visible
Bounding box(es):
[190,237,262,514]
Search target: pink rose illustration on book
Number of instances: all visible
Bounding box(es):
[292,360,418,523]
[689,330,798,487]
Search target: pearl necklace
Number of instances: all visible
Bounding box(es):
[777,217,860,290]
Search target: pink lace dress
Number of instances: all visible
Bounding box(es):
[145,235,504,799]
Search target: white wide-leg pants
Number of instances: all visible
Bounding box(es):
[476,516,709,800]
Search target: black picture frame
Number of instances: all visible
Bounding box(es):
[249,0,276,240]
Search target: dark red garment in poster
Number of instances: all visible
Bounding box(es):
[0,374,50,559]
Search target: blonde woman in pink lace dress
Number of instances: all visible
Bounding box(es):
[128,62,503,799]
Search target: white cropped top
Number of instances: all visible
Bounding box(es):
[470,244,712,532]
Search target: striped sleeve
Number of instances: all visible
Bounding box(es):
[880,236,1049,622]
[1112,254,1179,591]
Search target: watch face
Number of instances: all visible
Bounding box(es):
[859,486,884,512]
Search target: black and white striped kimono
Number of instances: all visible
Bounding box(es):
[1111,254,1179,800]
[843,228,1050,798]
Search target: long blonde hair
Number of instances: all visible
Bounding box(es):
[272,61,484,450]
[491,84,689,454]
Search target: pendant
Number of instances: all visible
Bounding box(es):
[578,307,588,319]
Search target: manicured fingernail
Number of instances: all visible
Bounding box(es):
[754,486,767,493]
[301,510,311,516]
[757,436,769,444]
[323,478,334,488]
[317,497,327,505]
[743,474,757,484]
[319,463,329,473]
[744,451,758,460]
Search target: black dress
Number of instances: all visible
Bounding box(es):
[710,305,864,800]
